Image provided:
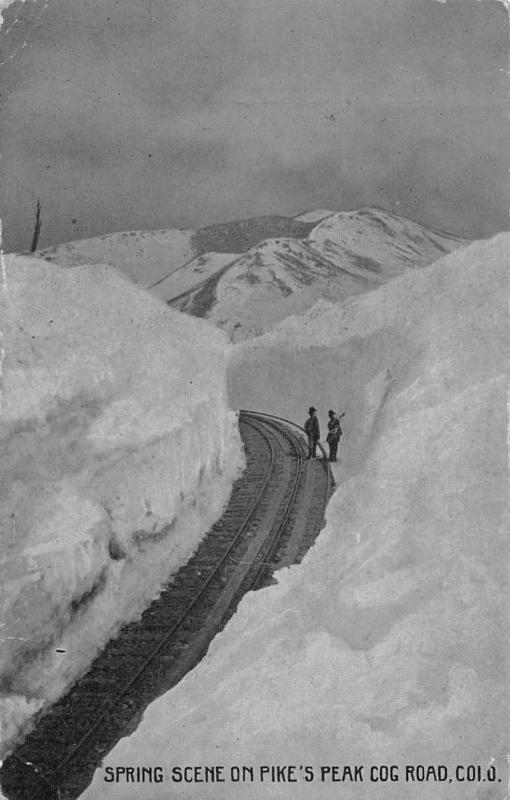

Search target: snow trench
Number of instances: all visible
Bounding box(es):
[82,235,508,800]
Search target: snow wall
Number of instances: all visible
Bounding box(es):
[0,255,243,756]
[83,235,508,799]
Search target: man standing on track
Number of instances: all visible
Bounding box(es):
[326,410,345,462]
[304,406,320,459]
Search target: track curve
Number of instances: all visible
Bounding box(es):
[0,412,333,800]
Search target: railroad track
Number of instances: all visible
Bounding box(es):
[0,412,332,800]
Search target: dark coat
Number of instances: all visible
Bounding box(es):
[304,415,320,440]
[326,416,342,443]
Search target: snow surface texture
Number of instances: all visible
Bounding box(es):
[83,235,508,799]
[0,255,243,756]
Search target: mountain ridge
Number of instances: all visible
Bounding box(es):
[168,207,469,340]
[31,206,469,341]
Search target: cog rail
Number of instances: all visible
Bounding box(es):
[1,412,332,800]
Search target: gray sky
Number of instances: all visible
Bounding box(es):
[0,0,508,251]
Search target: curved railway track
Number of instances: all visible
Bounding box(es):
[0,411,332,800]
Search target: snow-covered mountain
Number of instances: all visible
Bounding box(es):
[34,207,468,342]
[37,228,196,288]
[309,206,466,274]
[171,207,468,340]
[173,236,368,340]
[35,215,316,289]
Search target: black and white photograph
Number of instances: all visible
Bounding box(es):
[0,1,508,798]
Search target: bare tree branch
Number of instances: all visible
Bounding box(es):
[30,200,42,252]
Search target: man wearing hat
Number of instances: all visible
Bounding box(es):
[326,409,345,462]
[304,406,320,459]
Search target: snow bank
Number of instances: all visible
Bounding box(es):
[82,235,508,799]
[0,255,243,755]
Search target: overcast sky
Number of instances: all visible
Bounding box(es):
[0,0,508,251]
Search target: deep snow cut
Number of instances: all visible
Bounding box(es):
[0,255,243,756]
[82,235,508,799]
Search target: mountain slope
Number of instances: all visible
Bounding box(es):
[35,215,317,289]
[310,206,466,275]
[171,207,469,341]
[192,215,316,253]
[173,237,372,340]
[33,207,468,342]
[37,229,196,288]
[148,252,241,304]
[293,209,334,223]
